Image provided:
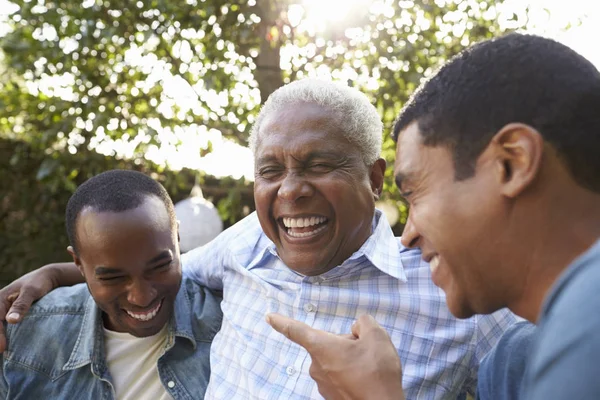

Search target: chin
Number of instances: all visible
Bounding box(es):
[446,297,477,320]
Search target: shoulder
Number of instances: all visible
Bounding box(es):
[481,321,537,370]
[542,240,600,321]
[180,276,223,337]
[6,284,89,339]
[182,212,267,262]
[3,285,89,376]
[25,283,90,315]
[535,241,600,348]
[477,321,536,400]
[523,241,600,398]
[213,212,263,244]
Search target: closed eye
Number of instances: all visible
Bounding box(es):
[308,163,334,172]
[153,261,172,270]
[257,167,284,179]
[98,275,125,282]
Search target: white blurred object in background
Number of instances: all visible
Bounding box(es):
[375,200,399,228]
[174,184,223,253]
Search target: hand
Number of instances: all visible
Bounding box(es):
[0,267,58,352]
[266,313,405,400]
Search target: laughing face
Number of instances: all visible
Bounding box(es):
[68,195,181,337]
[394,122,519,318]
[253,102,385,276]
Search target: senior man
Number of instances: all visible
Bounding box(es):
[0,79,516,399]
[267,34,600,399]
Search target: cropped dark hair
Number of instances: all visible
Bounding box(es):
[393,33,600,192]
[66,169,176,254]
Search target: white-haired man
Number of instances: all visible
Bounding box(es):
[0,79,516,399]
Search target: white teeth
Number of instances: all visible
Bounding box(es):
[126,301,162,321]
[282,216,327,228]
[429,256,440,274]
[287,224,328,238]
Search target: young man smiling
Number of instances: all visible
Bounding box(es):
[0,170,222,399]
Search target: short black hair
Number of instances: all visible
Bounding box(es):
[66,170,176,254]
[393,33,600,192]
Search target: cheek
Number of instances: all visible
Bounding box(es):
[253,181,277,211]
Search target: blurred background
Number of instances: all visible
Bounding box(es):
[1,0,598,285]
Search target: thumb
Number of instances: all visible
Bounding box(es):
[6,291,35,324]
[351,314,386,338]
[266,313,331,351]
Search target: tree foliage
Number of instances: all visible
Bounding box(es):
[0,0,528,277]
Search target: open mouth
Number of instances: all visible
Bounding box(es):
[125,299,163,322]
[279,216,329,238]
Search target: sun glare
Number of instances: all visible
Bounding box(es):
[298,0,374,30]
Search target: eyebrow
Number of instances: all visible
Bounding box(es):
[94,250,173,276]
[256,154,279,166]
[256,151,347,165]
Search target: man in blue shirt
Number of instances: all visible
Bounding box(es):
[0,170,222,399]
[266,33,600,400]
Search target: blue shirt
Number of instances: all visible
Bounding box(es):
[476,321,537,400]
[182,210,517,399]
[523,238,600,399]
[0,276,222,400]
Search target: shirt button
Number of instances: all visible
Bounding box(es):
[303,303,317,313]
[286,366,296,376]
[167,381,175,388]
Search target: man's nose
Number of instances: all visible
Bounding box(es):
[400,212,420,249]
[127,279,157,308]
[277,173,314,202]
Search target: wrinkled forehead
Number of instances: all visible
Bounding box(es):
[259,101,342,136]
[256,103,351,155]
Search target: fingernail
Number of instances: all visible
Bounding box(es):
[265,314,271,324]
[7,312,20,321]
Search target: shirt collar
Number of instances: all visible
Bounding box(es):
[255,209,407,281]
[63,279,196,371]
[63,294,103,371]
[347,209,407,281]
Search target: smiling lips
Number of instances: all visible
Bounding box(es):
[125,299,163,322]
[282,216,328,238]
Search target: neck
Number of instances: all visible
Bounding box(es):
[509,187,600,323]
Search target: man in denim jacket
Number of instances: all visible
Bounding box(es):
[0,170,222,399]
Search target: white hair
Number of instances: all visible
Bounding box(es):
[249,79,383,166]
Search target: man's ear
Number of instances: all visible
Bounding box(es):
[369,158,387,200]
[491,123,544,198]
[67,246,85,277]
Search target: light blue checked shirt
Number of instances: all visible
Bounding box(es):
[182,210,517,399]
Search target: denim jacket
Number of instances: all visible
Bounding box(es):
[0,276,223,400]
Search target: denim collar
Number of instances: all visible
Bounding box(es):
[62,279,196,372]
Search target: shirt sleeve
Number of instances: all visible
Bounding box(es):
[181,234,226,290]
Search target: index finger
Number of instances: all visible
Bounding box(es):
[266,313,333,351]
